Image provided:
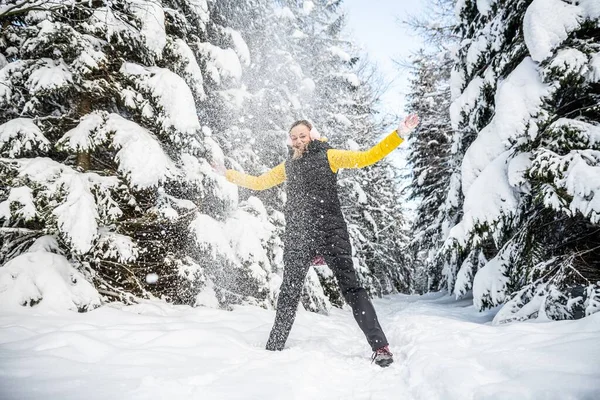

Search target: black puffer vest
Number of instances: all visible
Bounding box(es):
[284,140,347,249]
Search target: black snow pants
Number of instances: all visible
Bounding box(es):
[265,226,389,352]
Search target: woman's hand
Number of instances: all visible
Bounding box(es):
[211,162,226,177]
[397,114,420,138]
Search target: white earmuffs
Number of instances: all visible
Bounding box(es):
[287,126,321,146]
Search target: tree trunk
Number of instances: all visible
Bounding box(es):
[76,96,92,171]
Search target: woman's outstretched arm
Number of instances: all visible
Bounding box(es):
[327,114,419,173]
[225,162,287,190]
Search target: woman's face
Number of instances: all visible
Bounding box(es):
[289,124,312,157]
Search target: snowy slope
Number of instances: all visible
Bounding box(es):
[1,294,599,400]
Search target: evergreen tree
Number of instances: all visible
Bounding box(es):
[446,0,600,322]
[402,0,457,293]
[0,0,279,309]
[405,50,454,293]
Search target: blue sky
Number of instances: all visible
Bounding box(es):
[342,0,427,118]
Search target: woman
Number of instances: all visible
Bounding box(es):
[218,115,419,367]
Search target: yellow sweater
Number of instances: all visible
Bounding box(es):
[225,130,404,191]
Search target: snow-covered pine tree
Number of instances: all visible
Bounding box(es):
[447,0,600,322]
[0,0,281,310]
[401,0,457,293]
[405,50,454,294]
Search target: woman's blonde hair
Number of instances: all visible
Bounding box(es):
[289,120,313,133]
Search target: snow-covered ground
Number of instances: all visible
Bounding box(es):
[1,293,599,400]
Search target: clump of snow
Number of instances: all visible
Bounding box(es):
[67,30,108,75]
[169,39,206,100]
[557,151,600,223]
[449,151,521,247]
[453,254,474,298]
[529,119,600,223]
[580,0,600,19]
[328,46,351,62]
[523,0,582,62]
[476,0,496,15]
[417,170,427,187]
[219,86,252,110]
[120,62,201,139]
[454,0,467,18]
[58,112,106,151]
[461,58,551,194]
[85,6,137,44]
[28,235,63,254]
[186,0,210,28]
[223,27,250,66]
[0,61,20,106]
[466,36,488,74]
[507,152,532,191]
[472,242,514,310]
[588,52,600,83]
[197,43,243,84]
[292,29,307,39]
[95,228,139,263]
[548,48,589,75]
[58,112,178,188]
[552,118,600,145]
[189,213,232,259]
[300,78,316,94]
[53,174,100,254]
[10,157,123,254]
[0,252,101,311]
[444,173,461,209]
[346,139,360,151]
[333,114,352,127]
[145,273,159,284]
[449,76,483,130]
[0,186,36,223]
[335,73,360,87]
[129,0,166,58]
[195,278,219,308]
[0,118,50,157]
[450,66,466,101]
[225,208,272,284]
[26,58,73,94]
[105,113,178,188]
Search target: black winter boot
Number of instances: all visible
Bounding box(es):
[371,345,394,367]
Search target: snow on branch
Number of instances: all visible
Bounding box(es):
[523,0,600,62]
[4,157,123,254]
[57,111,179,189]
[0,0,67,19]
[120,62,202,144]
[447,151,521,248]
[167,39,206,100]
[26,58,73,94]
[461,58,551,194]
[0,186,36,223]
[103,113,179,188]
[127,0,166,58]
[0,251,101,312]
[0,118,50,157]
[197,42,243,84]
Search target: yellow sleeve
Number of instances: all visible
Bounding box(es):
[327,130,404,173]
[225,162,286,191]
